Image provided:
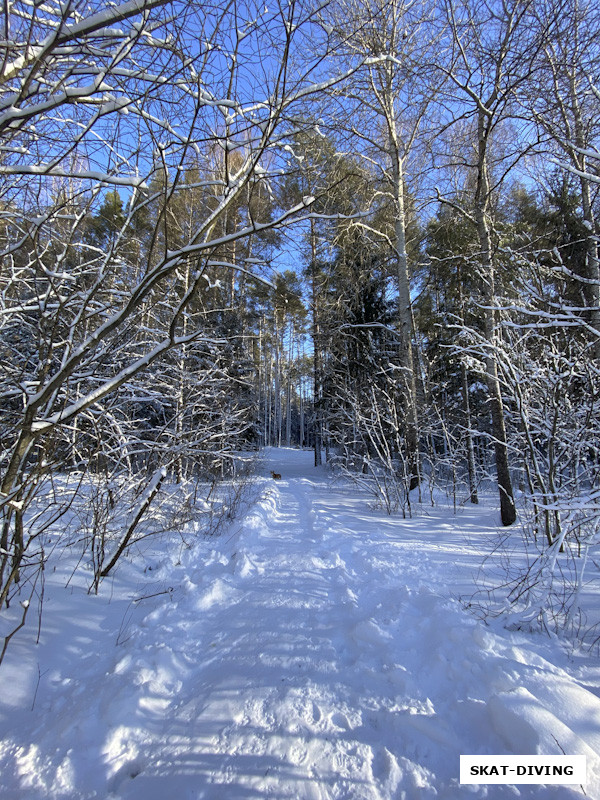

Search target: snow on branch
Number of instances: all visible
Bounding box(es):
[30,330,225,434]
[1,0,170,84]
[0,164,147,188]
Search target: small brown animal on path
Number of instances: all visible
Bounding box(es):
[271,471,282,480]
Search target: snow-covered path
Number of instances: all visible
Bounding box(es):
[1,448,600,799]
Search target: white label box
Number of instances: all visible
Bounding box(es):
[460,755,586,784]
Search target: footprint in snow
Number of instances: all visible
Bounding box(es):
[331,711,351,730]
[108,757,145,793]
[371,747,402,792]
[311,700,322,724]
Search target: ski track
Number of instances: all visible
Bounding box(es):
[1,449,599,799]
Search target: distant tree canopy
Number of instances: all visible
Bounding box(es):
[2,0,600,651]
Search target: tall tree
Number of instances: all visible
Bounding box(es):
[419,202,484,504]
[326,0,436,489]
[529,0,600,355]
[433,0,542,524]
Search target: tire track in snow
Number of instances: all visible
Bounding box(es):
[95,471,391,799]
[191,472,446,799]
[107,461,594,799]
[3,449,598,799]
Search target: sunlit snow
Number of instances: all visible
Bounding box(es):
[0,448,598,799]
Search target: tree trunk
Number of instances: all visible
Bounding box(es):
[475,110,516,526]
[461,362,479,504]
[391,147,420,490]
[579,172,600,358]
[310,220,322,467]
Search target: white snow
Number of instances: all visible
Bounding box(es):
[1,447,599,799]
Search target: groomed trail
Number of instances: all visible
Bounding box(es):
[1,448,600,799]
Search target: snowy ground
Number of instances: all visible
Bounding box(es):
[1,447,599,799]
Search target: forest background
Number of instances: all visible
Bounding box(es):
[2,0,600,657]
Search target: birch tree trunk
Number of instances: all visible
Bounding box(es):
[391,136,420,491]
[332,0,427,488]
